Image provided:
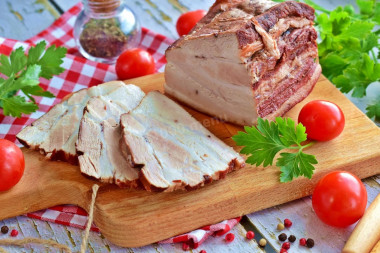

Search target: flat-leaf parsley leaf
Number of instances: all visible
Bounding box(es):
[0,41,66,117]
[232,117,317,182]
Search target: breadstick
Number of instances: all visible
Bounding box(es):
[371,240,380,253]
[342,194,380,253]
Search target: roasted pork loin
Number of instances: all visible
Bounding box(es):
[165,0,321,126]
[76,85,145,187]
[120,91,245,192]
[16,81,140,164]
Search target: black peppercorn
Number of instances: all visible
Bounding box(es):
[288,235,296,242]
[306,238,315,248]
[1,226,9,234]
[278,233,287,241]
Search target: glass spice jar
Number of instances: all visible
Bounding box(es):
[73,0,141,64]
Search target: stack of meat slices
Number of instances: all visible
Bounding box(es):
[17,83,245,192]
[165,0,321,126]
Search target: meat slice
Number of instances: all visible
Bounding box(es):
[16,81,141,164]
[165,0,321,126]
[120,91,245,192]
[76,85,144,187]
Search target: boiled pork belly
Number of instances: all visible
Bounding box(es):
[120,91,245,192]
[16,81,142,164]
[165,0,321,125]
[76,85,145,187]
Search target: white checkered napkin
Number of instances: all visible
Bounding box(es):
[0,3,241,248]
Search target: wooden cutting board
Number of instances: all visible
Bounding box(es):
[1,73,380,248]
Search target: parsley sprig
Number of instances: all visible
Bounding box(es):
[0,41,67,117]
[274,0,380,121]
[232,117,317,182]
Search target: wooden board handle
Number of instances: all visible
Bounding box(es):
[342,194,380,253]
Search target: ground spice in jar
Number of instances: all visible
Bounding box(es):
[79,18,128,58]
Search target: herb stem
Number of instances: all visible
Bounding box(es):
[301,141,316,150]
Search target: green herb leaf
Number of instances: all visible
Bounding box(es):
[0,41,66,118]
[232,118,286,167]
[37,45,67,79]
[366,102,380,121]
[232,117,317,182]
[2,96,39,118]
[277,152,317,182]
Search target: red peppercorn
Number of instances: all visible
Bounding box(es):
[282,242,290,250]
[300,238,307,246]
[200,250,207,253]
[284,219,292,228]
[280,249,288,253]
[10,229,18,237]
[246,231,255,240]
[182,242,189,251]
[225,233,235,243]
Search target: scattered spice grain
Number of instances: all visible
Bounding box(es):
[280,249,288,253]
[300,238,306,246]
[306,238,314,248]
[282,242,290,250]
[1,226,9,234]
[259,238,267,247]
[225,233,235,243]
[278,233,287,241]
[10,229,18,237]
[246,231,255,240]
[284,219,292,228]
[277,223,285,231]
[288,235,296,242]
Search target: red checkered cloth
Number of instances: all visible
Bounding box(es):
[0,2,241,248]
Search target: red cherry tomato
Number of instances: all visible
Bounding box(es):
[115,48,155,80]
[0,139,25,191]
[176,10,206,36]
[312,171,367,227]
[298,100,345,141]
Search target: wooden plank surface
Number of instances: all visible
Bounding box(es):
[1,73,380,251]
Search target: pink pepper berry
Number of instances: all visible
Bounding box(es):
[225,233,235,243]
[280,249,288,253]
[246,231,255,240]
[284,218,292,228]
[200,250,207,253]
[10,229,18,237]
[182,243,189,251]
[282,242,290,250]
[300,238,307,246]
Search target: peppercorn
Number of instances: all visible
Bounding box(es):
[246,231,255,240]
[200,250,207,253]
[280,249,288,253]
[278,233,287,241]
[259,238,267,247]
[277,223,285,231]
[10,229,18,237]
[1,226,9,234]
[282,242,290,250]
[306,238,315,248]
[288,235,296,242]
[299,238,307,246]
[284,218,292,228]
[225,233,235,243]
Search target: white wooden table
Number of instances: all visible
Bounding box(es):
[0,0,379,252]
